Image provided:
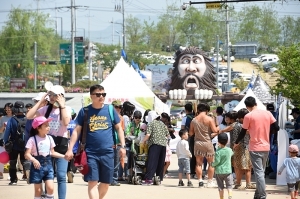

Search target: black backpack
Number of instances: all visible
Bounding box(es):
[11,116,27,149]
[185,114,194,131]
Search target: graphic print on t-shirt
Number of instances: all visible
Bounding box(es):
[38,139,51,156]
[89,115,109,132]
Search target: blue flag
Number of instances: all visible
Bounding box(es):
[121,49,127,60]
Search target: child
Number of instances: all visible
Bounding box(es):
[212,133,233,199]
[278,144,300,199]
[163,140,172,178]
[25,116,65,199]
[176,129,193,187]
[137,123,148,155]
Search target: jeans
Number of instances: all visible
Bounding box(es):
[113,146,120,183]
[249,151,269,199]
[52,157,68,199]
[118,148,129,178]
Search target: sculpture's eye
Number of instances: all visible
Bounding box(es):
[193,57,202,64]
[181,58,190,64]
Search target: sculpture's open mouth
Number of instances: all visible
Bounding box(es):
[184,75,199,89]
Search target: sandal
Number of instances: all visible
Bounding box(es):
[233,184,242,189]
[245,183,256,189]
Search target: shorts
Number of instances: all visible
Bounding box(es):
[288,182,300,192]
[84,151,114,184]
[178,158,190,174]
[30,155,54,184]
[215,173,233,191]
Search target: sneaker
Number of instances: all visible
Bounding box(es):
[187,181,193,187]
[8,180,17,185]
[178,180,184,186]
[67,171,74,183]
[21,174,27,181]
[206,180,218,188]
[142,179,153,186]
[199,181,204,188]
[110,182,121,186]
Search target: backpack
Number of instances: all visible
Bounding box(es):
[185,114,194,131]
[12,116,27,149]
[108,105,119,145]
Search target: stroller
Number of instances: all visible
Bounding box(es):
[126,137,160,185]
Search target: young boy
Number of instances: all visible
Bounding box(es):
[212,133,233,199]
[278,144,300,199]
[176,129,193,187]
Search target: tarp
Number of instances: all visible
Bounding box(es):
[233,89,266,111]
[252,74,275,104]
[82,58,170,114]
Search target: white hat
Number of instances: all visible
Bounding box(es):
[32,92,49,101]
[49,85,65,96]
[146,111,160,123]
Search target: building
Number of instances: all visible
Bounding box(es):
[231,42,259,59]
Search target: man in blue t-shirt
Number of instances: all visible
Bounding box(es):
[65,85,126,199]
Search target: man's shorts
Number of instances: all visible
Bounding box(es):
[178,158,190,174]
[84,151,114,184]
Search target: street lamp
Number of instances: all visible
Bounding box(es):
[53,17,63,39]
[115,31,121,49]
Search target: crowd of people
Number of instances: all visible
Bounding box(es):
[0,83,295,199]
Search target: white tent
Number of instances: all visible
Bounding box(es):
[83,58,170,114]
[233,89,266,111]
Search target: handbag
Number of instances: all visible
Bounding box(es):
[74,107,89,175]
[51,136,69,154]
[4,140,13,153]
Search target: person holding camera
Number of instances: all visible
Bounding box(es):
[3,101,30,185]
[27,85,71,199]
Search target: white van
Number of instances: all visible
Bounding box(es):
[260,56,279,66]
[251,54,277,64]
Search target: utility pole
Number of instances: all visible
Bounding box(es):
[55,3,87,85]
[226,5,231,88]
[71,0,75,84]
[114,0,125,50]
[216,35,219,89]
[34,42,37,89]
[85,11,94,40]
[112,18,114,45]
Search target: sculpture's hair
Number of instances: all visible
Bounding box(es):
[170,46,217,93]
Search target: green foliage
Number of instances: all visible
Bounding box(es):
[233,78,248,91]
[70,80,98,89]
[272,43,300,106]
[94,44,120,71]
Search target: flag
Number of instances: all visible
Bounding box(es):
[121,49,127,60]
[131,60,146,78]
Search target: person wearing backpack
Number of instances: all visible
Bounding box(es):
[27,86,71,199]
[65,85,126,199]
[181,103,196,178]
[3,101,30,185]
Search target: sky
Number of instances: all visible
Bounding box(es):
[0,0,300,44]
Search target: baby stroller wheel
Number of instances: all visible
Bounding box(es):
[127,175,132,184]
[134,176,142,185]
[153,176,160,185]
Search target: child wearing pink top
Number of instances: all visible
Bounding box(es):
[163,141,172,178]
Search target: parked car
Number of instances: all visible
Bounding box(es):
[251,54,277,64]
[269,67,278,74]
[223,55,235,62]
[263,62,278,72]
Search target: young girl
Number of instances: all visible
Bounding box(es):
[163,140,172,178]
[278,144,300,199]
[25,116,65,199]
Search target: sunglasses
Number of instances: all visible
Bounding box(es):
[48,93,58,97]
[134,117,141,119]
[114,105,122,109]
[140,129,146,132]
[92,93,106,97]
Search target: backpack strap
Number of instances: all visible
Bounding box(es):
[77,107,88,154]
[108,105,115,124]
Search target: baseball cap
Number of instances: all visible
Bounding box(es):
[289,144,299,153]
[266,104,275,111]
[14,101,24,108]
[49,85,65,96]
[112,100,122,106]
[290,108,300,115]
[32,116,53,129]
[32,92,49,101]
[140,123,147,131]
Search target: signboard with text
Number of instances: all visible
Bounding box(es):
[60,42,85,64]
[206,3,221,9]
[10,78,27,90]
[145,64,173,93]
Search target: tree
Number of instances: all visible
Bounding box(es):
[95,44,120,71]
[272,43,300,106]
[0,8,64,88]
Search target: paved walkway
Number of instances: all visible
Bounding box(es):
[0,154,288,199]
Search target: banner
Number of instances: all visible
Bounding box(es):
[145,64,173,93]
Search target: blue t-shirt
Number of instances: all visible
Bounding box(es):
[68,120,78,153]
[278,157,300,183]
[75,104,120,154]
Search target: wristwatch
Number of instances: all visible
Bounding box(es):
[120,145,126,149]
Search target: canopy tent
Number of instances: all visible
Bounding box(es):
[83,58,170,114]
[233,89,266,111]
[252,74,275,104]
